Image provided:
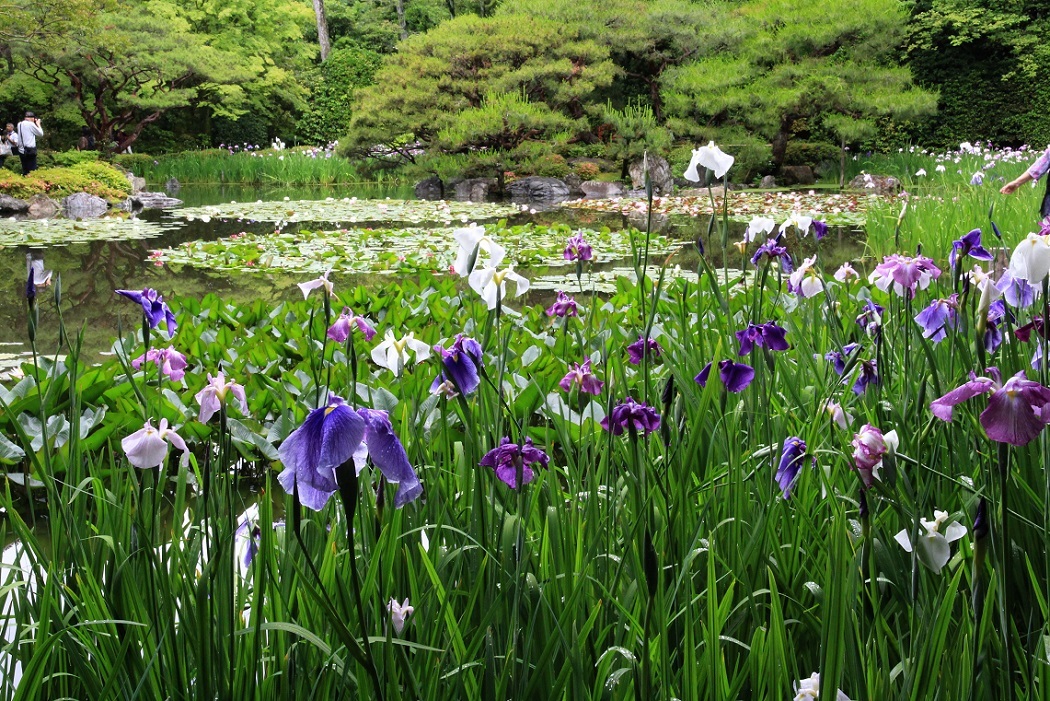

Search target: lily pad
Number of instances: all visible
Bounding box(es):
[175,198,524,225]
[561,191,876,226]
[529,265,755,295]
[0,217,180,247]
[151,223,681,275]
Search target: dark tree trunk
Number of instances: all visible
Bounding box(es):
[395,0,407,40]
[771,115,796,171]
[313,0,331,61]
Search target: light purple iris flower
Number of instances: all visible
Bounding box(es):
[277,395,422,511]
[695,359,755,392]
[750,236,794,273]
[868,254,941,298]
[431,335,484,396]
[601,397,661,436]
[930,368,1050,446]
[735,322,789,355]
[914,294,959,343]
[480,437,550,489]
[627,336,662,365]
[327,307,377,343]
[984,300,1008,353]
[564,233,593,262]
[559,358,604,395]
[851,424,897,488]
[116,288,178,338]
[995,271,1036,308]
[546,291,579,318]
[195,372,248,424]
[132,347,188,381]
[949,228,994,270]
[775,436,809,498]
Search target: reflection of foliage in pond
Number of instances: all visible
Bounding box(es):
[0,217,180,247]
[175,198,524,225]
[152,223,681,275]
[562,191,876,226]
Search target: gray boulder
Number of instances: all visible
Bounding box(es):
[26,195,59,220]
[506,176,570,201]
[779,166,816,186]
[453,177,497,202]
[759,175,777,189]
[132,191,183,209]
[125,172,146,193]
[563,173,584,196]
[628,155,673,194]
[414,175,444,200]
[0,194,29,214]
[580,180,625,199]
[164,178,181,193]
[62,192,109,219]
[848,173,900,195]
[679,186,727,199]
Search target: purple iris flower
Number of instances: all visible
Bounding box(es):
[735,322,789,355]
[236,518,261,568]
[914,294,959,343]
[751,236,794,273]
[695,359,755,392]
[810,220,828,241]
[930,368,1050,446]
[132,347,188,382]
[546,291,579,318]
[327,307,377,343]
[995,271,1036,308]
[855,300,884,337]
[25,268,35,303]
[775,436,809,498]
[852,358,879,395]
[431,334,484,396]
[116,288,178,338]
[480,437,550,489]
[984,300,1008,353]
[564,233,593,262]
[277,395,422,511]
[869,254,941,299]
[627,336,662,365]
[601,397,661,436]
[949,228,994,270]
[825,343,860,375]
[559,358,604,395]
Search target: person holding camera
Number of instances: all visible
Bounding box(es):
[16,111,43,176]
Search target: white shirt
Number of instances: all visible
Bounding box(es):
[16,120,43,149]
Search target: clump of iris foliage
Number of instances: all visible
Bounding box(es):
[4,148,1050,701]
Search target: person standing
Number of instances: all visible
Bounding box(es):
[0,124,15,169]
[16,111,43,176]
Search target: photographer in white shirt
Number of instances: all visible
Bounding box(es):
[16,111,43,176]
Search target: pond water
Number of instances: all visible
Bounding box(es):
[0,183,868,377]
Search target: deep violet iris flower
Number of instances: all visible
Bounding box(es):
[810,220,828,241]
[559,358,604,395]
[949,228,993,270]
[480,437,550,489]
[116,288,178,338]
[277,395,422,511]
[736,322,789,355]
[824,343,860,376]
[627,336,662,365]
[984,300,1009,353]
[914,294,960,343]
[431,335,484,396]
[564,233,593,262]
[775,436,809,498]
[852,358,880,395]
[930,368,1050,446]
[601,397,661,436]
[855,300,884,337]
[695,360,755,392]
[751,236,794,273]
[327,307,377,343]
[546,291,579,318]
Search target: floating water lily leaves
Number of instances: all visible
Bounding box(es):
[0,217,179,247]
[176,198,524,225]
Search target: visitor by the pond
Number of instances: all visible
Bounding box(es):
[1001,144,1050,219]
[76,126,95,151]
[16,111,43,176]
[0,124,14,168]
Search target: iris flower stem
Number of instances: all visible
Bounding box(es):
[997,441,1013,701]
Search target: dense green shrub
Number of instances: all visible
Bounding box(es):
[574,161,600,179]
[51,150,100,167]
[668,130,773,184]
[298,47,383,146]
[601,101,673,174]
[213,113,270,149]
[0,161,131,200]
[783,141,840,168]
[437,91,580,153]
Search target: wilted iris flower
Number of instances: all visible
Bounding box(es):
[894,510,966,574]
[431,334,483,396]
[684,141,735,181]
[327,307,376,343]
[983,300,1009,353]
[371,330,431,376]
[387,598,414,635]
[116,288,178,338]
[132,347,188,382]
[855,300,884,337]
[559,358,604,395]
[601,397,661,436]
[751,236,794,273]
[546,291,579,317]
[824,343,860,376]
[195,372,248,423]
[851,424,898,488]
[930,367,1050,446]
[627,336,662,365]
[949,228,993,270]
[695,359,755,392]
[297,272,334,299]
[852,358,880,395]
[122,419,189,469]
[277,395,422,511]
[735,322,788,355]
[914,294,959,343]
[868,254,941,298]
[775,436,810,498]
[788,256,823,298]
[563,233,592,262]
[480,437,550,488]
